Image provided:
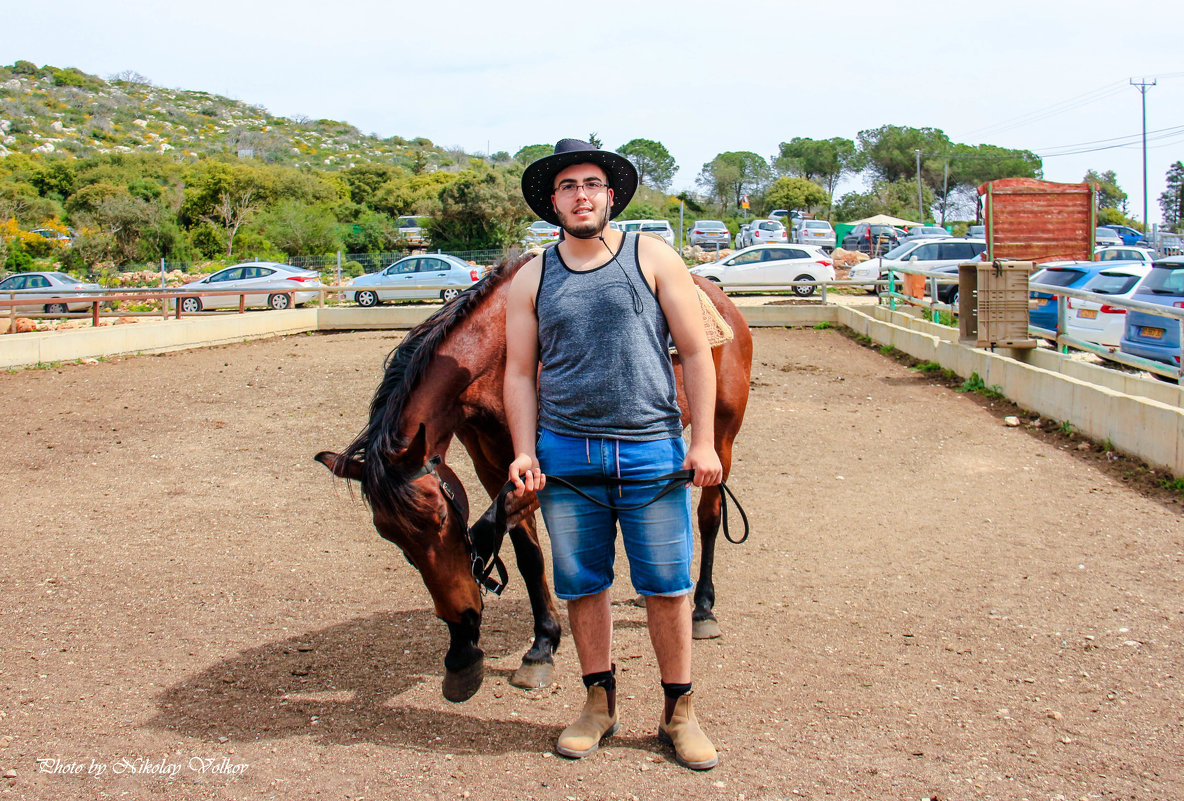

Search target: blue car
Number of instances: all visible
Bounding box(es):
[1099,224,1146,247]
[1029,262,1108,334]
[1119,256,1184,380]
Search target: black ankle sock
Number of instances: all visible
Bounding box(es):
[661,681,691,700]
[583,668,616,692]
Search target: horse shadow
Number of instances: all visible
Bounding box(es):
[150,600,568,756]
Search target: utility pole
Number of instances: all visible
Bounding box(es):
[1131,78,1156,230]
[915,149,923,223]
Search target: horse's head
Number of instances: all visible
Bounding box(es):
[316,423,486,702]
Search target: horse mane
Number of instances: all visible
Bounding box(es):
[342,251,536,513]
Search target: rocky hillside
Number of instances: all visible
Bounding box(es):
[0,61,457,170]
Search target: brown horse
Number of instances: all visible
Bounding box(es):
[316,252,752,702]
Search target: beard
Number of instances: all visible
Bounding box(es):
[555,202,610,240]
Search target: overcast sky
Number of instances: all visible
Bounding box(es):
[5,0,1183,224]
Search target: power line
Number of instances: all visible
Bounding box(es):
[966,82,1127,138]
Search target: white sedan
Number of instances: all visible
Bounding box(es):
[690,244,835,297]
[1095,246,1157,264]
[1065,263,1154,348]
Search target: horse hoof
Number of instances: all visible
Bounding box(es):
[509,659,554,690]
[442,658,484,703]
[692,618,721,640]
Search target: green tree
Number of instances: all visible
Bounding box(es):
[1083,169,1128,212]
[834,179,934,222]
[371,171,455,217]
[259,200,340,257]
[773,137,862,218]
[696,152,771,212]
[618,138,677,191]
[587,133,602,149]
[428,167,531,249]
[31,160,77,200]
[938,143,1041,223]
[858,125,953,187]
[1159,161,1184,230]
[340,210,401,252]
[342,163,402,206]
[514,144,553,164]
[764,177,829,216]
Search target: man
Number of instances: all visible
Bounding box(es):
[504,139,722,770]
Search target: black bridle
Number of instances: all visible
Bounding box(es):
[411,455,749,597]
[410,455,510,596]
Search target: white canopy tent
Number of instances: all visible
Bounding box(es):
[845,213,922,227]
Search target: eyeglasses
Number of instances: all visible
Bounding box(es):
[553,179,608,197]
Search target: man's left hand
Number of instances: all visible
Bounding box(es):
[683,443,723,487]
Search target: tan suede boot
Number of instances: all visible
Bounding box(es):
[658,692,718,770]
[556,685,619,758]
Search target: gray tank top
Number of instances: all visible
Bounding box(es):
[536,232,683,441]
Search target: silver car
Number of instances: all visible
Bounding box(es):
[793,220,836,250]
[523,220,561,246]
[174,262,323,312]
[345,254,484,306]
[688,220,730,249]
[0,271,103,313]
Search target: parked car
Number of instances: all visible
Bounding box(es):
[395,215,431,246]
[793,219,836,251]
[898,225,951,246]
[689,244,834,297]
[1119,255,1184,379]
[767,209,790,223]
[173,262,323,312]
[523,220,561,246]
[849,239,986,302]
[616,219,675,247]
[1095,227,1123,248]
[344,254,483,306]
[0,271,102,313]
[29,228,74,246]
[1064,263,1154,348]
[841,223,899,254]
[735,223,752,249]
[1029,262,1108,334]
[749,219,788,245]
[638,220,675,248]
[1095,246,1157,264]
[1099,224,1145,246]
[965,224,986,239]
[688,220,731,249]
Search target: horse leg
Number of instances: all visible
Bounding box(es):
[442,609,484,702]
[505,518,562,689]
[692,486,723,640]
[693,415,741,640]
[459,430,562,689]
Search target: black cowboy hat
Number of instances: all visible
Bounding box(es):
[521,138,638,226]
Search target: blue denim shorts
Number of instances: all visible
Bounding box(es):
[535,428,694,600]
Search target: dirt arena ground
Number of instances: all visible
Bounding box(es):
[1,327,1180,801]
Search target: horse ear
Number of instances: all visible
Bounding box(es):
[399,423,429,470]
[315,451,364,481]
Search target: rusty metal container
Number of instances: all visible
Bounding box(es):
[979,178,1095,263]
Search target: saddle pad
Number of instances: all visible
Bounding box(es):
[696,286,734,348]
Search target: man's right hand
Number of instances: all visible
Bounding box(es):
[508,454,545,497]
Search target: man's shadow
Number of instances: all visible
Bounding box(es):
[150,601,563,755]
